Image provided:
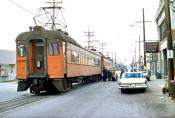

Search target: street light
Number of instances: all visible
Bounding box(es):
[130,25,142,29]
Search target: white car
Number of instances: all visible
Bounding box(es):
[118,72,148,92]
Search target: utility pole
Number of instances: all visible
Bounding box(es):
[84,27,94,49]
[106,51,108,57]
[100,42,106,54]
[115,51,116,65]
[142,8,146,67]
[136,8,151,69]
[139,35,141,71]
[135,35,142,71]
[164,0,174,97]
[135,45,136,68]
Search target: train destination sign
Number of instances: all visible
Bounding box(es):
[145,42,159,53]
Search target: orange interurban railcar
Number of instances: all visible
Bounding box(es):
[16,26,113,94]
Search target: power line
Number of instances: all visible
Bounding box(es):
[8,0,36,15]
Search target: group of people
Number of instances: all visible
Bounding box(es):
[102,68,117,82]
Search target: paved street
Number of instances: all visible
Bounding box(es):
[0,78,175,118]
[0,81,30,101]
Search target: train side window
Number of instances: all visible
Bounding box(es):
[71,50,75,63]
[18,45,26,56]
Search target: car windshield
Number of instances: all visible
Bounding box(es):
[122,73,143,78]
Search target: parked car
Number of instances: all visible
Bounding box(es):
[118,72,148,93]
[141,71,150,81]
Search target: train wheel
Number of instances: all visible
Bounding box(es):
[30,85,40,94]
[67,80,72,89]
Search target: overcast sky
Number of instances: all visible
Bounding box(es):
[1,0,159,64]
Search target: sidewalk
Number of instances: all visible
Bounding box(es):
[150,76,165,86]
[0,79,17,83]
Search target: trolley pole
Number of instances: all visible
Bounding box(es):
[164,0,174,97]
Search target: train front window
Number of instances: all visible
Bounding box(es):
[18,45,26,56]
[49,43,54,55]
[53,43,58,55]
[48,42,59,55]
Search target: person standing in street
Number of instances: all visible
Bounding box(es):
[102,68,107,81]
[108,69,112,81]
[112,70,116,81]
[120,69,125,79]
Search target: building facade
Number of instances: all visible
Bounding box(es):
[155,0,175,79]
[0,50,16,81]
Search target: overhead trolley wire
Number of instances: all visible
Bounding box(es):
[8,0,36,15]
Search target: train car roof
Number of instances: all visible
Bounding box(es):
[16,26,102,57]
[16,26,81,47]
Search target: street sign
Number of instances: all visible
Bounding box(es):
[167,50,173,59]
[145,42,159,53]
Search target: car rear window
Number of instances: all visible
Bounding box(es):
[123,73,143,78]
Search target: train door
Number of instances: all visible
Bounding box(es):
[29,39,45,75]
[47,39,64,78]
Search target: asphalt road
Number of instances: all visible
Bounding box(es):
[0,81,30,101]
[0,79,175,118]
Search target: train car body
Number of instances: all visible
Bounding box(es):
[101,56,114,70]
[16,26,102,93]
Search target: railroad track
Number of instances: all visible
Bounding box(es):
[0,83,96,113]
[0,94,48,113]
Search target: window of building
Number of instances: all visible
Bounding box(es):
[159,20,166,41]
[0,65,8,76]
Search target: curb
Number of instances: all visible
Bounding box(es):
[0,80,17,83]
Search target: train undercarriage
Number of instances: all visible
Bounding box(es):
[17,75,101,94]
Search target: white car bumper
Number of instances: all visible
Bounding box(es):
[118,83,148,89]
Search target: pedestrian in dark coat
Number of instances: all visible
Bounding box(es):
[108,69,112,81]
[102,68,107,81]
[120,69,125,79]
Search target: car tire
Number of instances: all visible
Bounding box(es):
[121,89,125,93]
[146,77,150,81]
[162,87,167,94]
[142,88,146,92]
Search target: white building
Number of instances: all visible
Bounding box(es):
[0,50,16,81]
